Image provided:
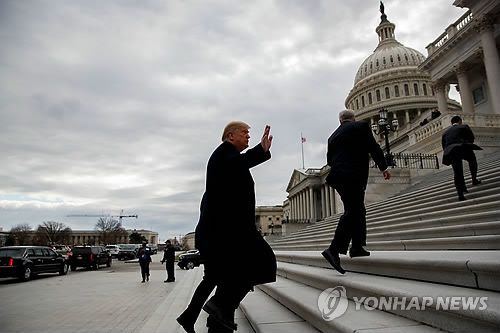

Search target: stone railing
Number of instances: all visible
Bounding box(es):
[426,10,473,56]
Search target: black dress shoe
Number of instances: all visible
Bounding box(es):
[203,299,237,331]
[472,179,482,185]
[177,314,196,333]
[349,247,370,258]
[321,249,345,274]
[458,194,467,201]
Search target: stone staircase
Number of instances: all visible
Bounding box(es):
[240,153,500,333]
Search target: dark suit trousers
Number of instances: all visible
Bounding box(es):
[179,263,216,322]
[140,261,150,280]
[329,182,367,254]
[451,149,478,193]
[166,261,175,280]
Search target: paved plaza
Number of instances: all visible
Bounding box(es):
[0,254,253,333]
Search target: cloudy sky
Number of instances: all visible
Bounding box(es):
[0,1,466,242]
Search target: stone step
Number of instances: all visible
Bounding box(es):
[240,287,321,333]
[271,210,500,247]
[275,261,500,333]
[139,267,254,333]
[274,181,499,242]
[256,276,447,333]
[273,250,500,292]
[271,235,500,251]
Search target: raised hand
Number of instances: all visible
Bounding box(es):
[261,125,273,152]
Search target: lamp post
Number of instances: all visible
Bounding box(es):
[372,107,399,167]
[270,222,274,235]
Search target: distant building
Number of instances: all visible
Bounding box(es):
[68,229,158,245]
[0,227,8,247]
[255,206,283,236]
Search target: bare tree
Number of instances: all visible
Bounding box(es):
[95,217,127,245]
[8,224,33,245]
[35,221,73,245]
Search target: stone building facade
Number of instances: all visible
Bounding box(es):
[255,206,284,236]
[285,1,500,223]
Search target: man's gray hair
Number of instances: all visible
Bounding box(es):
[339,109,355,121]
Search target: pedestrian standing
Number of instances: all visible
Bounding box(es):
[137,240,152,283]
[161,239,175,282]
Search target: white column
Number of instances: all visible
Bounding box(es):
[405,110,410,124]
[309,187,316,222]
[299,192,304,220]
[329,187,335,216]
[456,63,474,113]
[321,186,326,220]
[325,186,331,217]
[304,188,311,220]
[434,81,449,113]
[479,18,500,114]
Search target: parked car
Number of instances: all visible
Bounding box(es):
[177,250,203,270]
[116,244,138,260]
[148,244,158,255]
[51,245,72,259]
[105,245,120,257]
[67,246,112,271]
[0,246,69,281]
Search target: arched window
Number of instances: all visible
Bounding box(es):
[423,84,428,96]
[385,87,390,99]
[414,83,419,95]
[376,89,381,102]
[390,55,394,63]
[356,99,359,109]
[370,62,373,70]
[362,96,365,107]
[404,84,410,96]
[376,59,379,67]
[395,85,400,97]
[397,54,401,62]
[405,54,409,62]
[368,92,373,104]
[383,57,386,65]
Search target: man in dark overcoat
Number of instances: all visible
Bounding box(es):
[161,239,175,282]
[323,109,391,274]
[192,121,276,332]
[442,115,482,201]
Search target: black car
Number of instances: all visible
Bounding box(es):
[0,246,69,282]
[68,246,112,271]
[116,244,138,260]
[177,250,203,270]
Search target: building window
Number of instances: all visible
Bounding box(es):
[405,54,409,62]
[370,62,373,70]
[376,59,379,67]
[395,85,400,97]
[383,57,386,65]
[414,83,419,96]
[397,54,401,62]
[376,89,381,102]
[390,55,394,63]
[423,84,428,96]
[356,99,359,109]
[362,96,365,107]
[368,92,372,104]
[404,84,410,96]
[385,87,390,99]
[472,86,486,104]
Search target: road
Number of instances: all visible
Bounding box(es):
[0,254,180,333]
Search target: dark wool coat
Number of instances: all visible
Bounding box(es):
[195,141,276,287]
[326,121,387,189]
[441,124,482,166]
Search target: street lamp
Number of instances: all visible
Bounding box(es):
[270,222,274,235]
[372,107,399,167]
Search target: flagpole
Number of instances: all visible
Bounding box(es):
[301,133,305,169]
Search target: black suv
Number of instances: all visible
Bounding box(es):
[177,250,203,270]
[116,244,138,260]
[68,246,112,271]
[0,246,69,281]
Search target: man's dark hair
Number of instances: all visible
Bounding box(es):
[451,116,462,124]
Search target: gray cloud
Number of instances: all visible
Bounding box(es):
[0,1,466,240]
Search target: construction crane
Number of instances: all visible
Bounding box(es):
[67,209,138,225]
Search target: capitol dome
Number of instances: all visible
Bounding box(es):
[344,6,461,154]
